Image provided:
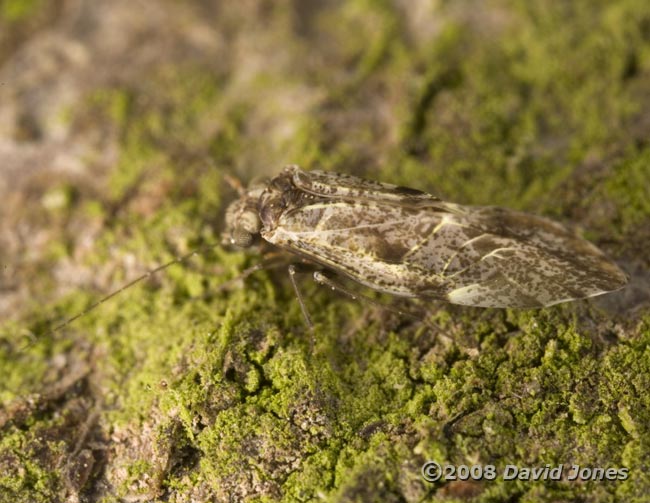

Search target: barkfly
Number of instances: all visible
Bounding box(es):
[225,165,627,311]
[46,165,627,335]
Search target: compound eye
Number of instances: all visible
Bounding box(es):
[231,227,254,248]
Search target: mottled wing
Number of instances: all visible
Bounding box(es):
[263,194,627,308]
[263,199,452,297]
[426,206,628,307]
[289,166,462,210]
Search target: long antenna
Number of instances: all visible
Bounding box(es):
[43,242,221,336]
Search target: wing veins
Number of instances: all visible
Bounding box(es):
[292,220,401,236]
[440,232,492,278]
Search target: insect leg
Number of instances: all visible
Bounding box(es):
[288,264,314,329]
[210,253,288,294]
[312,271,426,326]
[169,253,291,312]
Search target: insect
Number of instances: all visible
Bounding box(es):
[225,165,627,310]
[46,165,627,335]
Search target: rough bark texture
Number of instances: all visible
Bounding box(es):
[1,1,649,502]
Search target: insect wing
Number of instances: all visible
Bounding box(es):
[288,166,462,211]
[432,206,628,307]
[263,169,627,308]
[263,198,448,297]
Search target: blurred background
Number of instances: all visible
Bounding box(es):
[1,0,649,501]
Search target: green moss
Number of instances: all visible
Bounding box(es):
[0,0,44,22]
[0,417,70,502]
[596,149,650,236]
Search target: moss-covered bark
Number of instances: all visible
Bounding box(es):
[1,1,649,501]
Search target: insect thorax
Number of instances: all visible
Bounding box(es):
[258,170,325,230]
[224,168,319,248]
